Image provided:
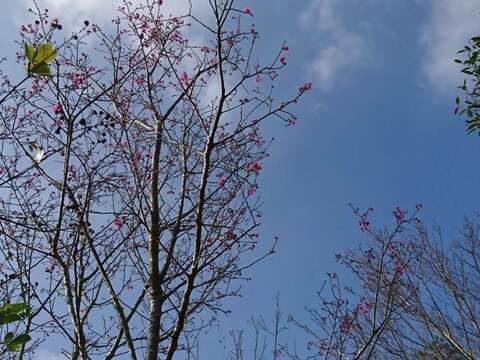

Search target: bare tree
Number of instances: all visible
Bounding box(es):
[0,1,310,358]
[225,294,293,360]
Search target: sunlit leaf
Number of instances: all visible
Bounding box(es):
[24,43,35,61]
[34,148,45,163]
[3,304,27,314]
[33,43,56,64]
[28,142,45,163]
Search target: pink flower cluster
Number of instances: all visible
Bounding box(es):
[393,258,404,276]
[68,72,88,89]
[246,161,262,174]
[340,315,353,334]
[218,176,226,187]
[113,217,123,230]
[179,71,189,83]
[357,207,374,232]
[52,103,62,114]
[243,6,253,16]
[393,206,405,224]
[299,82,313,93]
[354,302,370,317]
[280,44,289,66]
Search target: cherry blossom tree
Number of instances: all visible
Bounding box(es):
[0,0,310,359]
[289,205,479,359]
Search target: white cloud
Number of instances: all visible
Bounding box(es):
[35,349,64,360]
[17,0,208,28]
[421,0,480,94]
[309,32,365,88]
[300,0,369,90]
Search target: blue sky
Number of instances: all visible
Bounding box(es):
[2,0,480,358]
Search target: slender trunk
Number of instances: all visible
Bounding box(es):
[146,122,163,360]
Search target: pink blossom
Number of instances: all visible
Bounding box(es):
[354,302,370,317]
[340,315,352,334]
[113,217,123,230]
[393,206,405,224]
[134,76,145,86]
[358,217,370,232]
[280,56,287,65]
[133,152,141,163]
[52,103,62,114]
[299,82,313,92]
[269,71,279,81]
[319,342,329,352]
[282,46,289,52]
[393,259,404,275]
[179,71,189,83]
[255,65,262,84]
[243,6,253,16]
[387,243,396,253]
[246,161,262,174]
[70,72,86,89]
[131,152,142,171]
[218,176,226,187]
[20,25,33,34]
[225,230,236,240]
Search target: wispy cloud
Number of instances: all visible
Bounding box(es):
[421,0,480,94]
[35,349,64,360]
[300,0,370,90]
[17,0,208,28]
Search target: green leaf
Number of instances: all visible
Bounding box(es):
[24,43,35,61]
[6,334,31,351]
[0,313,21,325]
[0,303,28,325]
[469,52,479,64]
[3,332,14,344]
[30,62,51,76]
[5,304,27,314]
[33,43,56,64]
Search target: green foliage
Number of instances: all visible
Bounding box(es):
[455,35,480,134]
[24,42,56,76]
[0,303,29,325]
[0,303,31,352]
